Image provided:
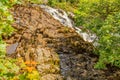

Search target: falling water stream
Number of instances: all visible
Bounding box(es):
[40,5,96,43]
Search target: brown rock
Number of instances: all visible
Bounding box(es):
[6,42,18,55]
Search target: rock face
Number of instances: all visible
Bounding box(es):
[5,4,120,80]
[5,4,93,80]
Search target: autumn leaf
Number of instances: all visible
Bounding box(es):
[26,67,35,72]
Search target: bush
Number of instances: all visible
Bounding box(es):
[46,0,79,11]
[0,0,20,79]
[75,0,120,69]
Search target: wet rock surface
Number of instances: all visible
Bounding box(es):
[4,4,120,80]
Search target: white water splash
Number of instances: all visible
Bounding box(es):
[40,5,73,28]
[40,5,97,43]
[74,27,96,42]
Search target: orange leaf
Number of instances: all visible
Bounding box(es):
[25,61,31,65]
[26,67,35,72]
[31,61,37,66]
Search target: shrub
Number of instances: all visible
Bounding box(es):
[0,0,21,79]
[75,0,120,69]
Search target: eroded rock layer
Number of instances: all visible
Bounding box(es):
[4,4,93,80]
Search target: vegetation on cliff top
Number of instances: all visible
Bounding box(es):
[74,0,120,69]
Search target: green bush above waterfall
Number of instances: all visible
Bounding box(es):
[75,0,120,69]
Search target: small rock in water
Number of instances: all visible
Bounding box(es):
[6,42,18,55]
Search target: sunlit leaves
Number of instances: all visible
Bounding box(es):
[26,70,40,80]
[0,58,20,79]
[0,0,20,79]
[75,0,120,69]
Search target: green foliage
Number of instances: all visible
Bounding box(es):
[0,0,20,79]
[0,58,20,79]
[18,0,42,4]
[46,0,79,11]
[0,0,17,54]
[0,0,19,55]
[0,0,19,56]
[19,71,40,80]
[75,0,120,69]
[47,0,57,7]
[17,0,80,11]
[28,0,42,4]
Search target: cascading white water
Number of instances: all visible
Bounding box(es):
[40,5,73,28]
[40,5,97,43]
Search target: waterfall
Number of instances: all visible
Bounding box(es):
[40,5,97,43]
